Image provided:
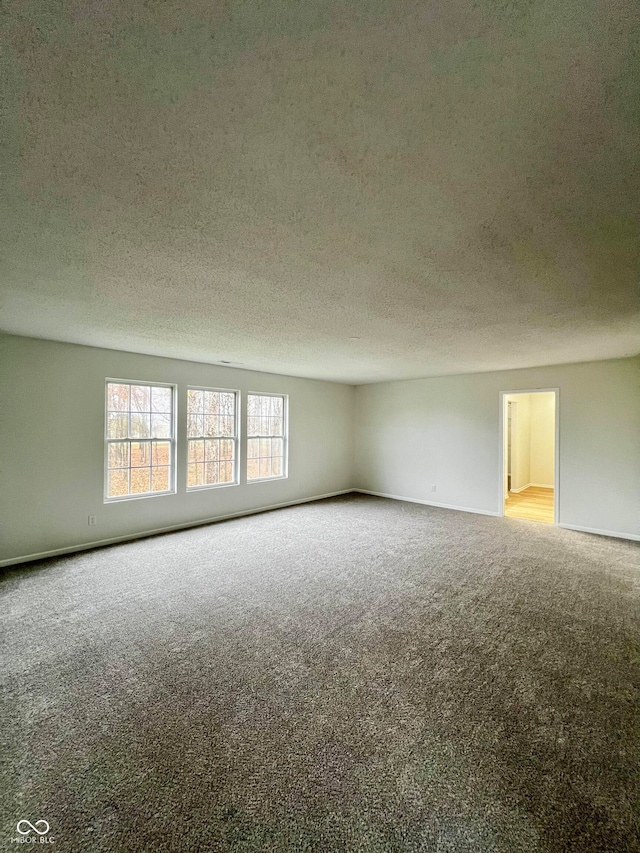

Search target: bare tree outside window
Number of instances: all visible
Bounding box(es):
[187,388,238,488]
[247,394,287,480]
[105,381,175,500]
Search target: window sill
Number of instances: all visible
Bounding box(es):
[187,482,239,493]
[104,489,176,504]
[247,475,288,484]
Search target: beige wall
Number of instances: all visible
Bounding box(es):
[0,334,355,566]
[530,392,555,486]
[505,393,531,491]
[354,357,640,539]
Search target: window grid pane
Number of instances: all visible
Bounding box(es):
[186,388,238,489]
[106,382,175,500]
[247,395,286,481]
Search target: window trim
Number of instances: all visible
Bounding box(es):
[186,385,241,492]
[246,392,289,483]
[104,378,177,503]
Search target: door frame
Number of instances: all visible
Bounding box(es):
[498,388,560,525]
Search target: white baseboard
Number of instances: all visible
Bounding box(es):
[0,489,354,569]
[354,489,500,517]
[4,490,636,568]
[558,523,640,542]
[509,482,554,493]
[358,491,638,541]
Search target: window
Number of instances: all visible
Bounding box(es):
[105,381,175,501]
[247,394,287,481]
[187,388,239,489]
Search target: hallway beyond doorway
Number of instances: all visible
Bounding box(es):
[502,389,558,525]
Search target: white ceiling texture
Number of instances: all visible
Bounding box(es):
[2,0,639,382]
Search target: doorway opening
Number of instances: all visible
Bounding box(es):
[501,390,558,525]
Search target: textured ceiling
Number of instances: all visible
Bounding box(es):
[2,0,639,383]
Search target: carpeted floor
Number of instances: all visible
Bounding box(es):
[1,494,638,852]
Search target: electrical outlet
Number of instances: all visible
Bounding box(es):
[431,484,436,492]
[88,515,97,526]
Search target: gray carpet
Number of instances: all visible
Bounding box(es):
[1,494,638,852]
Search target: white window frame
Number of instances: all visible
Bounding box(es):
[246,392,289,483]
[186,386,241,491]
[104,379,177,503]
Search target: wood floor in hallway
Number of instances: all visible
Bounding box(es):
[505,486,555,524]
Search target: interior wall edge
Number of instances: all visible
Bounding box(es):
[353,489,501,517]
